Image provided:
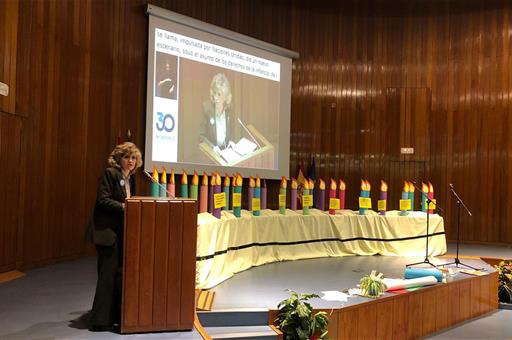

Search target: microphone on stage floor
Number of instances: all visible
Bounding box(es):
[143,171,176,199]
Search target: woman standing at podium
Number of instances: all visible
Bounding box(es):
[89,142,142,332]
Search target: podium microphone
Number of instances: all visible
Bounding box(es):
[237,118,261,148]
[143,171,175,198]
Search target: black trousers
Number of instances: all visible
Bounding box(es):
[90,239,123,327]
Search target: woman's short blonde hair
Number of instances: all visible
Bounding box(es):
[108,142,143,174]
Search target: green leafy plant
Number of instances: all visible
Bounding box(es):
[275,290,329,340]
[495,260,512,303]
[359,270,387,298]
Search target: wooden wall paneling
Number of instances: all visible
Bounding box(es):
[0,114,22,272]
[4,0,512,273]
[0,0,18,114]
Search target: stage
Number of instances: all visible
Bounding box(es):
[0,243,508,339]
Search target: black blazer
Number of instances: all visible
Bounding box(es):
[201,101,240,149]
[90,167,127,246]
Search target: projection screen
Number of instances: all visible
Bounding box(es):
[145,5,297,179]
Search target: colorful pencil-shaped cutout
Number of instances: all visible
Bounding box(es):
[213,173,222,218]
[329,179,337,215]
[160,167,167,197]
[199,172,208,213]
[248,176,255,211]
[408,181,415,211]
[233,175,242,217]
[400,181,410,216]
[302,179,311,215]
[167,169,175,198]
[279,177,287,214]
[261,179,267,210]
[421,182,429,213]
[181,170,188,198]
[359,180,371,215]
[428,182,435,214]
[223,174,230,210]
[151,166,159,197]
[378,180,387,215]
[291,178,298,210]
[317,179,325,211]
[339,180,346,209]
[189,171,198,200]
[253,176,261,216]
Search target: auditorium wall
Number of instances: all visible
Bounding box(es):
[0,0,510,272]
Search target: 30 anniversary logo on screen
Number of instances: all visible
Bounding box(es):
[156,112,175,132]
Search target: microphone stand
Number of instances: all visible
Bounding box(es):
[439,184,480,270]
[406,181,444,268]
[143,171,176,198]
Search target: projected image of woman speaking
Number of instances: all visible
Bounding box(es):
[201,73,240,149]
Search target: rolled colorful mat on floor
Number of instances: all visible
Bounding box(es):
[383,276,438,291]
[404,267,443,283]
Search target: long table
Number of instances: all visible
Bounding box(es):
[196,209,447,289]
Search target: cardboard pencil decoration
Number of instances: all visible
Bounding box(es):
[400,181,410,216]
[329,179,338,215]
[222,174,230,210]
[421,182,429,213]
[189,171,199,200]
[160,167,167,197]
[150,166,159,197]
[317,179,326,211]
[302,179,311,215]
[378,180,388,215]
[253,176,261,216]
[428,182,435,214]
[338,179,346,209]
[359,180,371,215]
[233,175,242,217]
[261,179,267,210]
[279,177,287,215]
[248,176,255,211]
[167,169,175,198]
[181,170,188,198]
[308,179,315,208]
[213,173,222,218]
[408,181,415,211]
[291,178,298,210]
[199,172,208,213]
[208,173,215,213]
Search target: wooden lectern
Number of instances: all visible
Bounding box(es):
[121,197,197,333]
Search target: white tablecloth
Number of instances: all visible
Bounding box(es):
[196,209,447,289]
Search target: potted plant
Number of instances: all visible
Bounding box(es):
[275,290,329,340]
[359,270,387,298]
[496,260,512,304]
